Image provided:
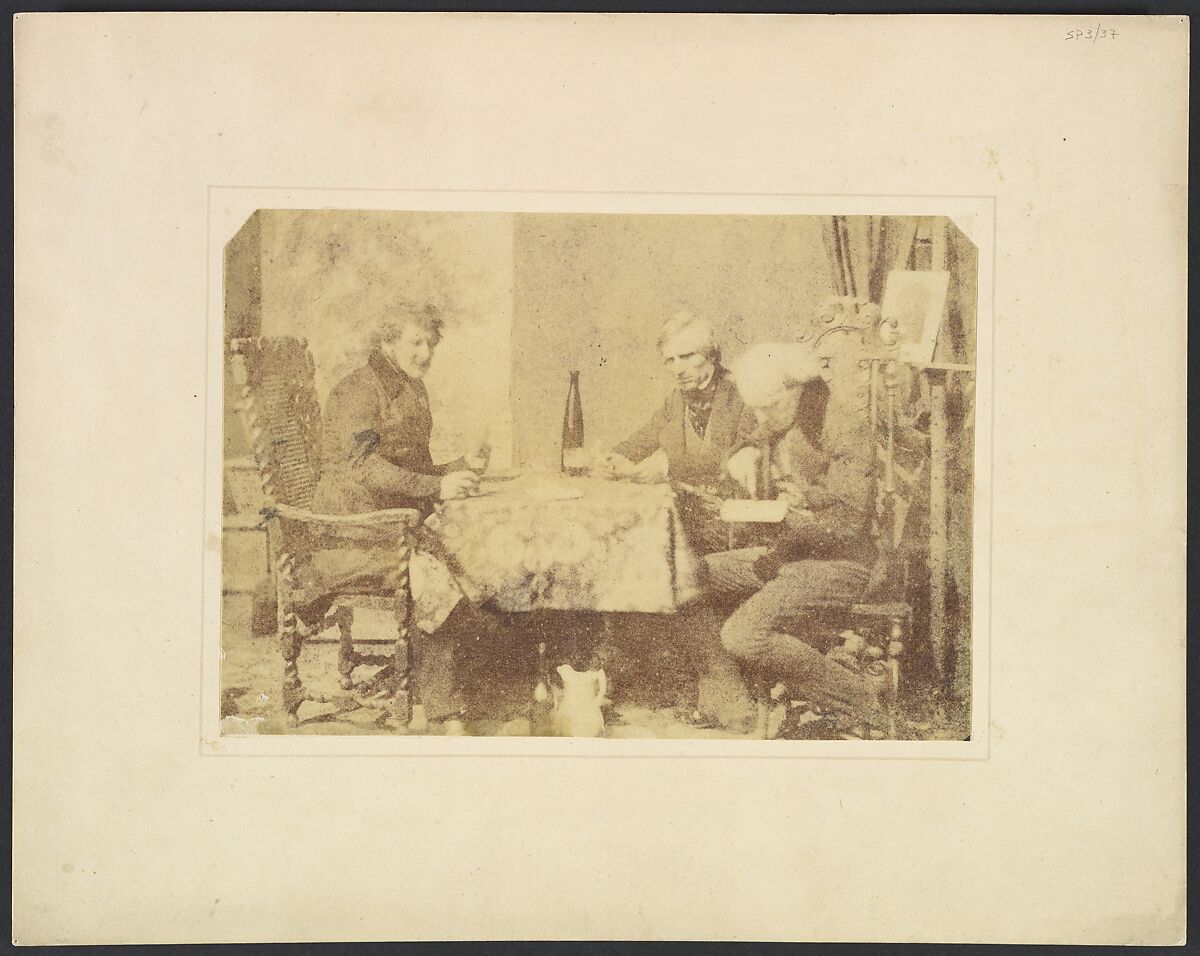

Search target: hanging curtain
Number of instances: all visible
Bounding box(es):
[821,215,882,301]
[821,215,921,304]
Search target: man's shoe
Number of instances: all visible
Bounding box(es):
[781,712,844,740]
[673,705,719,729]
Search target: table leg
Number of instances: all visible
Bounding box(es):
[530,639,552,735]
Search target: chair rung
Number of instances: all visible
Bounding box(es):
[849,602,911,618]
[352,654,394,668]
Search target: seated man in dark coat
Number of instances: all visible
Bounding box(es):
[312,306,481,516]
[309,302,489,731]
[597,312,754,552]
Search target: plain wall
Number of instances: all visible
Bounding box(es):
[254,209,514,465]
[511,212,834,468]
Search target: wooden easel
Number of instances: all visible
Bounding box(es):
[815,216,976,706]
[920,219,974,705]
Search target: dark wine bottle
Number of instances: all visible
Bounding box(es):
[561,370,586,476]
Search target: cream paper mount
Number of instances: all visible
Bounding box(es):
[13,13,1186,946]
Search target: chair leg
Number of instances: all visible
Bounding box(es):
[334,605,357,690]
[885,614,906,738]
[399,639,422,730]
[394,551,421,731]
[280,610,306,724]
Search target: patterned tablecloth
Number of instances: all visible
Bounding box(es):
[410,474,701,627]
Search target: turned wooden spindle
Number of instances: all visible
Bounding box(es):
[395,541,419,730]
[280,612,305,724]
[334,605,357,690]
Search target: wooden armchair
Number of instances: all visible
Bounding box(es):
[227,336,422,725]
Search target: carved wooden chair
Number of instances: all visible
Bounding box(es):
[227,336,422,725]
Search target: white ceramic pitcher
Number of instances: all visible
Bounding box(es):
[552,664,608,737]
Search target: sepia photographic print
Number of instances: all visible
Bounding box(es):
[213,195,987,746]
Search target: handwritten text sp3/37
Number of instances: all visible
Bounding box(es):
[1066,24,1118,42]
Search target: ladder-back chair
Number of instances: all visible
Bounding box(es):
[227,336,422,725]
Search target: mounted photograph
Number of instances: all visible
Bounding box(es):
[218,208,980,742]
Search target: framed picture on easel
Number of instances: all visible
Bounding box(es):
[879,269,951,366]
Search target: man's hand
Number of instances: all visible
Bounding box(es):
[439,470,480,501]
[752,548,786,582]
[595,452,637,480]
[776,480,808,509]
[725,447,761,495]
[782,506,817,530]
[628,448,669,484]
[463,428,492,473]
